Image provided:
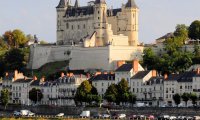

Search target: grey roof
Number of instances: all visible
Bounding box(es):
[30,80,40,86]
[89,74,115,81]
[13,78,33,83]
[146,77,164,85]
[95,0,106,4]
[167,71,197,82]
[125,0,138,8]
[131,71,150,79]
[115,64,132,72]
[156,32,174,40]
[65,6,94,17]
[57,0,68,8]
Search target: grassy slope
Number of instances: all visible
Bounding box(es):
[25,61,69,79]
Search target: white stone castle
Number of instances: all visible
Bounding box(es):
[27,0,143,71]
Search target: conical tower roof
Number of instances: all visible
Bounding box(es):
[74,0,79,8]
[95,0,106,4]
[56,0,68,8]
[125,0,138,8]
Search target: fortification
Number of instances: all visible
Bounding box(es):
[27,0,143,71]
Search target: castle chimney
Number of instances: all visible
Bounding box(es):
[14,70,18,80]
[164,74,168,80]
[117,60,125,68]
[40,76,45,82]
[33,76,38,81]
[152,70,157,77]
[197,68,200,74]
[61,72,65,77]
[5,72,9,77]
[133,59,139,73]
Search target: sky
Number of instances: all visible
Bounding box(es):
[0,0,199,44]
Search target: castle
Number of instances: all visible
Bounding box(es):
[27,0,143,71]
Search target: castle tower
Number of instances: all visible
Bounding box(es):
[94,0,107,46]
[56,0,68,45]
[74,0,79,8]
[125,0,139,46]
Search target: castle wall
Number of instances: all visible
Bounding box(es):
[61,15,95,45]
[28,45,144,71]
[27,45,71,69]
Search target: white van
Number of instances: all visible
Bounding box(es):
[80,111,90,118]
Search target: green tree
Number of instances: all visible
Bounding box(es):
[173,93,181,106]
[3,31,14,48]
[142,48,158,70]
[194,44,200,57]
[117,79,130,104]
[29,88,43,104]
[181,93,190,107]
[4,48,26,71]
[74,80,99,105]
[190,93,198,106]
[12,29,27,48]
[188,20,200,40]
[0,36,7,50]
[174,24,188,44]
[104,84,118,103]
[1,89,9,109]
[129,93,136,106]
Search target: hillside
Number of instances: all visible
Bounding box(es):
[25,60,69,79]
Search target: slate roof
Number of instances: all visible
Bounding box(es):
[125,0,138,8]
[109,8,122,16]
[13,78,33,83]
[57,0,67,8]
[89,74,115,81]
[65,6,94,17]
[156,32,174,41]
[95,0,106,4]
[131,71,150,79]
[115,64,132,72]
[30,80,40,86]
[166,71,197,82]
[146,77,164,85]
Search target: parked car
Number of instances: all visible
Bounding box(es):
[93,113,102,119]
[194,116,200,120]
[102,114,110,119]
[128,114,137,119]
[13,111,21,116]
[148,115,155,120]
[158,115,170,120]
[20,110,35,116]
[56,113,64,117]
[169,116,177,120]
[118,114,126,119]
[177,116,186,120]
[80,111,90,118]
[28,111,35,116]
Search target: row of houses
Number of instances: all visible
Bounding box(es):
[1,60,200,107]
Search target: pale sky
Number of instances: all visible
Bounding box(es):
[0,0,199,44]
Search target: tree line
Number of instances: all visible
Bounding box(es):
[74,79,136,106]
[173,93,198,107]
[143,20,200,75]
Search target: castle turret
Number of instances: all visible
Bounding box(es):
[125,0,139,46]
[56,0,68,45]
[74,0,79,8]
[94,0,107,46]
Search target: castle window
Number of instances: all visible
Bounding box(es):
[98,17,100,20]
[98,11,100,14]
[72,25,73,30]
[66,23,69,29]
[78,25,80,29]
[83,24,86,29]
